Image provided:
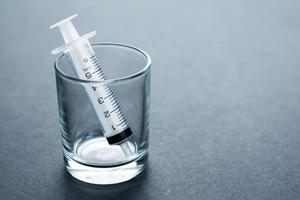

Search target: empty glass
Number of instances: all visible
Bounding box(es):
[54,43,151,184]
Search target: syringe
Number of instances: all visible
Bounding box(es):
[50,14,133,156]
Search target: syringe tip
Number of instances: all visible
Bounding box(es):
[120,141,134,156]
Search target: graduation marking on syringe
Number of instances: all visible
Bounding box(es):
[110,107,119,114]
[92,68,101,74]
[116,120,126,127]
[104,93,113,99]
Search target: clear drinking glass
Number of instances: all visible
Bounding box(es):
[54,43,151,184]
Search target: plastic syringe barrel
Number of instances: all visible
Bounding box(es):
[66,40,133,145]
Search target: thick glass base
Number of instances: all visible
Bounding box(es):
[64,137,147,185]
[65,156,147,185]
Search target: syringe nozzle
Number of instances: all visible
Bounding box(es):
[120,141,134,156]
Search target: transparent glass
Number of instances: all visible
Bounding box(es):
[54,43,151,184]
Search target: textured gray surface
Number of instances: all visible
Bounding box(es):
[0,0,300,199]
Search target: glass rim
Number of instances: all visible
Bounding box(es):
[54,42,151,84]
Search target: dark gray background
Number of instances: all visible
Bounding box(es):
[0,0,300,199]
